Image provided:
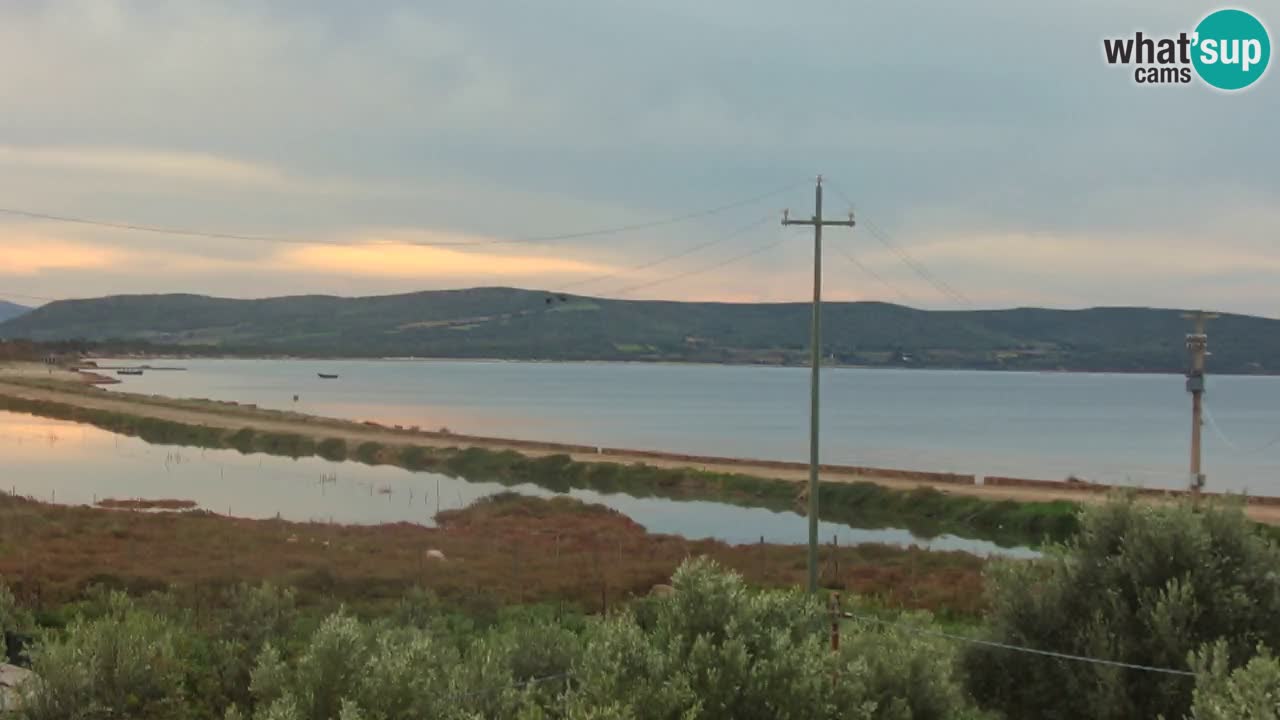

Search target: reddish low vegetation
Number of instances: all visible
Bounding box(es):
[0,491,986,616]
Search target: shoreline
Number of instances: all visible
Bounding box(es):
[2,362,1278,527]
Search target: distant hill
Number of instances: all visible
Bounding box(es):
[1,287,1276,373]
[0,300,29,323]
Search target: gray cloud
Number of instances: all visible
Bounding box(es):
[0,0,1276,314]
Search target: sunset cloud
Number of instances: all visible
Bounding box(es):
[0,145,378,195]
[0,234,122,275]
[277,235,611,278]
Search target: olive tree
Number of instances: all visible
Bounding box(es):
[245,609,566,720]
[964,498,1280,720]
[20,591,186,720]
[569,557,980,720]
[1188,642,1280,719]
[239,558,981,720]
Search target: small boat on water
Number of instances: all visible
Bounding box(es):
[317,373,339,379]
[116,369,144,376]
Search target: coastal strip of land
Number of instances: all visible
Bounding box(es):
[2,362,1278,530]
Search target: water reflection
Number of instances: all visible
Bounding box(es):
[0,411,1033,557]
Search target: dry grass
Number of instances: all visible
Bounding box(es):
[0,492,987,617]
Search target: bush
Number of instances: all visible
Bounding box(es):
[228,428,258,454]
[841,612,974,720]
[964,497,1280,720]
[202,584,300,712]
[232,558,984,719]
[0,577,27,635]
[570,557,980,720]
[397,446,438,470]
[21,591,186,720]
[247,610,474,720]
[1189,642,1280,719]
[353,442,383,465]
[316,439,347,462]
[1,577,34,667]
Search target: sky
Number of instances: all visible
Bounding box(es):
[0,0,1277,314]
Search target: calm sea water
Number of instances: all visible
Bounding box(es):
[0,411,1028,556]
[98,358,1280,495]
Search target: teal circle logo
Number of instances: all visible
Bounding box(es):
[1192,9,1271,90]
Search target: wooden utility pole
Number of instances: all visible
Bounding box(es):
[783,175,855,593]
[1183,311,1217,494]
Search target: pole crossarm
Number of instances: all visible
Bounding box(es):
[782,219,856,227]
[782,212,855,228]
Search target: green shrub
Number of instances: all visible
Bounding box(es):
[964,498,1280,720]
[254,433,316,459]
[203,583,300,712]
[21,592,186,720]
[1189,642,1280,719]
[0,577,28,636]
[228,428,258,454]
[353,442,383,465]
[570,557,980,720]
[841,612,974,720]
[397,446,438,470]
[316,439,347,462]
[247,610,464,720]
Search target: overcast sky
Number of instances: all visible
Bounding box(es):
[1,1,1277,314]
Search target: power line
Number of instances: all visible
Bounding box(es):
[610,223,787,296]
[491,180,806,246]
[0,208,287,244]
[561,214,774,292]
[822,179,971,306]
[829,244,915,305]
[1203,402,1280,455]
[862,219,972,306]
[0,180,806,249]
[842,611,1196,678]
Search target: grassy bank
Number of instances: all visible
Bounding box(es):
[0,392,1080,548]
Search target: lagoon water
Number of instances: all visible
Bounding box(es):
[0,411,1030,557]
[98,358,1280,494]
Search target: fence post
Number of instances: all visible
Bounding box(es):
[833,534,840,587]
[758,535,765,581]
[829,592,841,652]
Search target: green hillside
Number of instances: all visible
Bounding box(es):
[0,300,28,323]
[1,287,1275,373]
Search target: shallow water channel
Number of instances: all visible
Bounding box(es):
[0,411,1035,558]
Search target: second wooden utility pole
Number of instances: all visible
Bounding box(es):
[783,175,855,593]
[1183,310,1217,494]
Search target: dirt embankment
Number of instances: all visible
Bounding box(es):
[2,363,1278,525]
